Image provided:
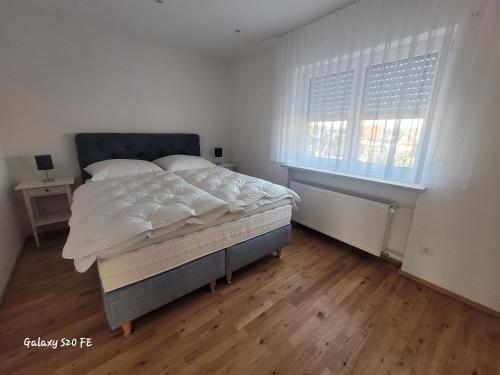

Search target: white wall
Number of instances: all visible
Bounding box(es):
[229,43,500,312]
[0,130,25,297]
[0,8,229,185]
[228,47,288,187]
[401,32,500,312]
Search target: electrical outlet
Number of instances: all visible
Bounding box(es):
[420,246,434,256]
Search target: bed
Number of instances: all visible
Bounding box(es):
[69,133,297,337]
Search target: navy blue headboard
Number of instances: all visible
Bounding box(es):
[75,133,200,181]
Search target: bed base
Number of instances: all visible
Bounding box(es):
[225,246,283,285]
[225,224,291,282]
[101,225,291,336]
[101,250,225,332]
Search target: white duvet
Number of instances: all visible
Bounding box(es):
[175,167,300,212]
[63,171,229,271]
[63,167,299,272]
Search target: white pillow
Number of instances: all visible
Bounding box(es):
[84,159,163,181]
[154,155,215,172]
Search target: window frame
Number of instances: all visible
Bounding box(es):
[304,51,442,183]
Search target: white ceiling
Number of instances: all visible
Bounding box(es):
[7,0,353,61]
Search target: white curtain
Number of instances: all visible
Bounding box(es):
[271,0,499,189]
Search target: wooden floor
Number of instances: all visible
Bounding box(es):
[1,226,499,375]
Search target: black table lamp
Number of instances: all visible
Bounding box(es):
[214,147,222,165]
[35,154,55,182]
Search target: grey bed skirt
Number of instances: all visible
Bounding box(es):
[101,224,291,331]
[101,250,225,330]
[226,224,291,274]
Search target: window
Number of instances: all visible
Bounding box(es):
[271,0,476,189]
[304,53,439,181]
[306,70,354,161]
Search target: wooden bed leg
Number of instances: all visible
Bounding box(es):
[226,272,233,284]
[209,279,217,293]
[121,321,132,338]
[276,248,283,258]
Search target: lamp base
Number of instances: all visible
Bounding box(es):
[42,170,54,183]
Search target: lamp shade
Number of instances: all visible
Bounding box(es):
[214,147,223,158]
[35,154,53,171]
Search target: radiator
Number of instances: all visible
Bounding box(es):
[290,181,391,257]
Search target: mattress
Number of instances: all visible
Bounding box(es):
[98,204,292,292]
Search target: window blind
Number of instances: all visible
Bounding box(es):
[363,53,438,119]
[308,70,354,121]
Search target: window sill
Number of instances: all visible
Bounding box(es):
[282,164,427,192]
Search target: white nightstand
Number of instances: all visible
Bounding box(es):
[217,162,236,171]
[15,177,74,247]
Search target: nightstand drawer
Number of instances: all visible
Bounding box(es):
[28,185,67,197]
